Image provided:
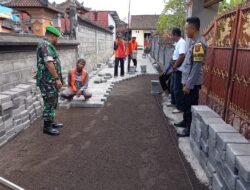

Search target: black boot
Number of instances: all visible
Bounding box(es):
[52,121,64,129]
[43,120,60,136]
[174,120,186,128]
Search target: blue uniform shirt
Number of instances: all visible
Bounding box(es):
[182,35,207,89]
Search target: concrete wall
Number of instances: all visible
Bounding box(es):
[0,32,79,92]
[189,0,219,31]
[77,24,113,73]
[132,30,144,46]
[108,14,116,42]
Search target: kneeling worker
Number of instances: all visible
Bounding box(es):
[61,59,92,100]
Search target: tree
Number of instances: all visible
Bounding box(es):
[157,0,186,33]
[218,0,245,12]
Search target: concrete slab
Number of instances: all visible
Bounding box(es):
[226,144,250,173]
[236,156,250,183]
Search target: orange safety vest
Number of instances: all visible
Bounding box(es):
[70,68,87,92]
[127,40,138,55]
[114,39,126,58]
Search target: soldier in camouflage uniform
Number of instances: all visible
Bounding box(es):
[174,17,207,137]
[36,25,63,136]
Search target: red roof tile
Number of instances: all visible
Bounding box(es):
[6,0,62,13]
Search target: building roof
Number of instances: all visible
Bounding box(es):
[5,0,63,13]
[56,0,90,12]
[130,15,159,30]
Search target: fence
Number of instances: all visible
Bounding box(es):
[151,3,250,139]
[201,3,250,139]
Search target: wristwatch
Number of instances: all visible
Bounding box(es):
[55,77,60,81]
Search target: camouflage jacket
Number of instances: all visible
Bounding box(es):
[36,38,63,88]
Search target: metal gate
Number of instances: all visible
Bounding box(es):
[201,3,250,139]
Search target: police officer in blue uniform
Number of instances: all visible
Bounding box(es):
[174,17,207,137]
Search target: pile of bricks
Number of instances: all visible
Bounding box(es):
[0,81,43,146]
[190,105,250,190]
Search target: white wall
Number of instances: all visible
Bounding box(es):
[132,30,144,46]
[108,14,116,42]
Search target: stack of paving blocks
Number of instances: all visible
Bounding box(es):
[0,82,44,146]
[190,105,250,190]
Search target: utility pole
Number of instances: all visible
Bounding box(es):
[127,0,131,43]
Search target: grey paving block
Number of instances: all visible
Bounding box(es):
[195,122,202,144]
[4,118,13,132]
[199,118,225,136]
[207,160,216,174]
[23,120,31,129]
[217,133,249,152]
[70,100,105,108]
[94,78,103,84]
[236,179,248,190]
[0,90,20,100]
[0,101,13,112]
[0,127,6,137]
[190,139,201,159]
[25,95,34,107]
[0,135,7,147]
[14,123,24,134]
[223,163,239,190]
[33,101,41,108]
[14,118,23,126]
[209,123,237,140]
[10,88,31,97]
[200,150,208,169]
[0,94,11,104]
[198,110,221,121]
[237,177,250,190]
[201,139,209,153]
[191,105,213,117]
[6,128,16,141]
[215,148,225,164]
[1,110,12,121]
[226,144,250,173]
[213,173,226,190]
[151,80,160,95]
[236,156,250,183]
[13,96,25,107]
[16,84,33,92]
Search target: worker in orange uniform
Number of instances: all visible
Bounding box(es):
[114,33,126,77]
[127,36,138,72]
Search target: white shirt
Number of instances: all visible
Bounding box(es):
[172,38,187,71]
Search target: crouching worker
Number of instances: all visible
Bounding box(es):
[61,59,92,100]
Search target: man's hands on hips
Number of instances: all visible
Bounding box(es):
[56,80,62,90]
[183,86,191,94]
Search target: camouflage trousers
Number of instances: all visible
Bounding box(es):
[39,85,59,122]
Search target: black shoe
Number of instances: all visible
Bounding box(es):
[43,121,60,136]
[43,127,60,136]
[174,120,186,128]
[52,122,63,129]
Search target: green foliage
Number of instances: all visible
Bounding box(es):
[157,0,186,33]
[218,0,245,12]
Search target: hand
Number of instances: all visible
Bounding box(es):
[183,86,191,94]
[56,80,62,90]
[76,90,82,97]
[173,65,177,71]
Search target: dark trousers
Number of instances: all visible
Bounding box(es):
[183,85,201,131]
[172,71,184,110]
[128,55,137,71]
[159,72,171,92]
[114,58,124,76]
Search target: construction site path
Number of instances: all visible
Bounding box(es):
[0,75,208,190]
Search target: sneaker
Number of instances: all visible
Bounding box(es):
[172,109,183,114]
